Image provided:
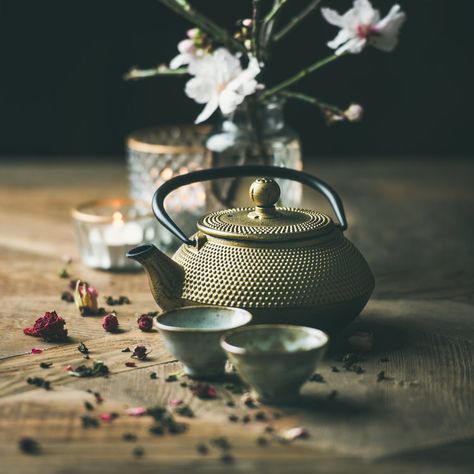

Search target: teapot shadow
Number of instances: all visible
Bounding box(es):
[327,316,409,356]
[286,392,374,418]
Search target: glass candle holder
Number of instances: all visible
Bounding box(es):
[72,198,157,271]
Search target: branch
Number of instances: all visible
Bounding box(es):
[261,53,341,99]
[274,0,322,43]
[158,0,244,52]
[264,0,288,24]
[124,66,188,81]
[280,90,343,115]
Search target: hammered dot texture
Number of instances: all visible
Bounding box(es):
[173,233,374,309]
[198,208,332,239]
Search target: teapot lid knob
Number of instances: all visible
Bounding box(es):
[249,178,280,209]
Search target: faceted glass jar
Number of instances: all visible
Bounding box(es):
[206,97,303,210]
[127,125,210,253]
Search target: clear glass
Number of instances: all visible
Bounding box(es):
[206,97,303,210]
[72,199,157,271]
[127,126,210,253]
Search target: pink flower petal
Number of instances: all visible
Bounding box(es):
[99,413,113,422]
[282,427,309,441]
[169,399,183,407]
[31,348,43,354]
[125,407,146,416]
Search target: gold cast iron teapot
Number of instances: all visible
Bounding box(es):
[128,166,374,331]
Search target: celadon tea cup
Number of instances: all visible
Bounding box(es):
[156,306,252,378]
[221,324,329,404]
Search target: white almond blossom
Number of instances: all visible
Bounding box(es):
[170,39,208,69]
[322,0,406,55]
[185,48,261,124]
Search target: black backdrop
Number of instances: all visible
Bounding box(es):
[0,0,472,158]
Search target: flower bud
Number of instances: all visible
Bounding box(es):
[187,28,201,39]
[344,104,364,122]
[242,18,252,28]
[137,314,154,332]
[74,280,98,316]
[102,313,119,332]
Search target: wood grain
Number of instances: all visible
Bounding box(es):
[0,158,473,474]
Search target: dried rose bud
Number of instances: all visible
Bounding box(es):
[23,311,68,341]
[102,313,119,333]
[137,314,153,332]
[74,281,98,316]
[131,345,149,360]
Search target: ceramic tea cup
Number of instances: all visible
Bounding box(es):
[221,324,329,404]
[156,306,252,379]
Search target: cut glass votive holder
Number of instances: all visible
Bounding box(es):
[72,198,157,271]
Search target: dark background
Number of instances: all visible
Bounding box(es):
[0,0,472,159]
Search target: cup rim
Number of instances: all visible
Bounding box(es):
[220,324,329,356]
[155,305,253,333]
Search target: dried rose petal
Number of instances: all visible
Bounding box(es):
[23,311,68,341]
[191,383,217,399]
[99,413,117,422]
[102,313,119,333]
[31,348,43,354]
[125,362,136,367]
[74,280,98,316]
[281,427,309,441]
[137,314,154,332]
[169,399,183,407]
[65,365,73,371]
[125,407,146,416]
[131,345,149,360]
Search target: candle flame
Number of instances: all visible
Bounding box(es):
[112,211,124,227]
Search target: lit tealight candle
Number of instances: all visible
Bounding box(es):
[104,212,143,246]
[72,198,156,271]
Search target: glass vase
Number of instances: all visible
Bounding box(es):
[205,97,302,210]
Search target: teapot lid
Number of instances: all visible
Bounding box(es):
[197,178,335,242]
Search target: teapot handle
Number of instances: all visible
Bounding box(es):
[152,165,348,245]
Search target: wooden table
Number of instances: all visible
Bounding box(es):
[0,158,473,474]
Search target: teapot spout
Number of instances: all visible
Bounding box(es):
[127,244,184,312]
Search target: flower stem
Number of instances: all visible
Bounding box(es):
[280,90,344,115]
[158,0,244,53]
[261,53,340,99]
[264,0,288,25]
[252,0,264,60]
[123,66,188,81]
[273,0,322,43]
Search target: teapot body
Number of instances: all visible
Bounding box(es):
[128,165,376,333]
[173,227,374,332]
